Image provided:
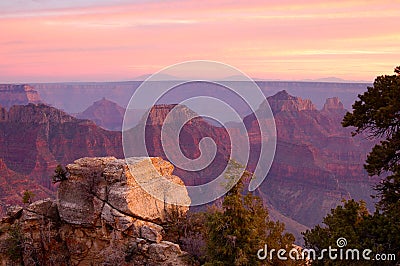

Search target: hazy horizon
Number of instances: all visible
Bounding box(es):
[1,75,373,84]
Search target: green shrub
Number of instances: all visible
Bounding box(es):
[5,224,25,262]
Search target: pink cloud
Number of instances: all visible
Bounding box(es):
[0,0,399,82]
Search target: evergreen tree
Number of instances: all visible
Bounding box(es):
[304,66,400,265]
[343,66,400,258]
[22,190,35,204]
[204,166,299,265]
[52,164,68,183]
[303,200,373,266]
[342,66,400,212]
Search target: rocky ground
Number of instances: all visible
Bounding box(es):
[0,157,191,266]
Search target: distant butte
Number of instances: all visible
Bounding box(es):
[76,97,125,131]
[267,90,317,113]
[322,97,345,112]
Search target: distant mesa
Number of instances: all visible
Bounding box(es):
[243,89,314,122]
[302,77,371,83]
[140,104,203,126]
[322,97,345,112]
[76,97,126,131]
[0,84,41,109]
[266,91,345,113]
[269,90,296,100]
[266,90,317,113]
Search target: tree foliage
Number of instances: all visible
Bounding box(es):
[342,67,400,139]
[303,200,398,266]
[164,162,302,265]
[4,224,25,263]
[204,169,299,266]
[163,203,189,244]
[166,210,207,264]
[342,66,400,212]
[52,164,68,184]
[303,200,370,266]
[22,190,35,204]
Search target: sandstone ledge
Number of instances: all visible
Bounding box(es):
[59,156,190,225]
[0,157,192,265]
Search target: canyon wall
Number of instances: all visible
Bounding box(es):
[0,84,41,109]
[0,103,123,215]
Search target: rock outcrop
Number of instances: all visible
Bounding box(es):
[59,156,190,225]
[0,157,191,265]
[0,84,41,109]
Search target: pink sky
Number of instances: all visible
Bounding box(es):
[1,0,399,82]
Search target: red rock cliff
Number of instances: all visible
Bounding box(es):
[0,104,123,214]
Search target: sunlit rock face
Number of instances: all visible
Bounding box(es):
[0,156,191,266]
[58,156,190,225]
